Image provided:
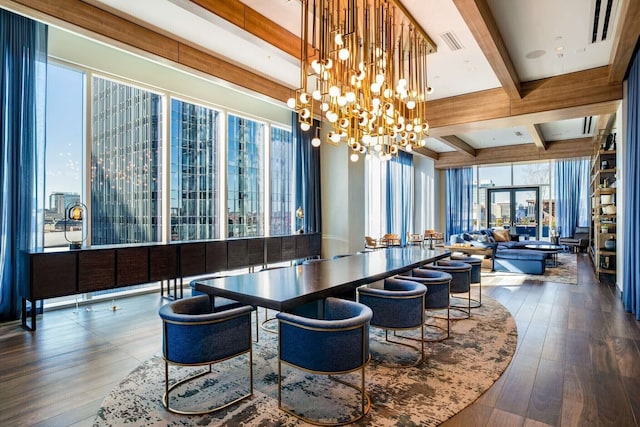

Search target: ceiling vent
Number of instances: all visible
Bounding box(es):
[583,116,593,135]
[589,0,619,43]
[440,31,463,51]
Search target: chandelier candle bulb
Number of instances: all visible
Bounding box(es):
[291,0,435,161]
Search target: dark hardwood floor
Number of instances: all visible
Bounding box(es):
[0,254,639,426]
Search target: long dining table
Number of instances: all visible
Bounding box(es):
[194,246,451,313]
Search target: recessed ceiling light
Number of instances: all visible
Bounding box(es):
[525,50,546,59]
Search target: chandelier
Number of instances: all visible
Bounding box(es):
[287,0,436,162]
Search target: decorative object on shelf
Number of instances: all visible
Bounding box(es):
[295,206,304,234]
[603,204,616,215]
[605,237,616,251]
[601,224,609,234]
[287,0,436,162]
[601,160,609,169]
[64,201,88,249]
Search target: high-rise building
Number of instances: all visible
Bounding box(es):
[90,77,163,245]
[170,99,219,241]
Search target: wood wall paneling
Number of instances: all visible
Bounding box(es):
[149,245,179,281]
[227,239,249,270]
[29,252,77,299]
[78,249,116,292]
[116,247,149,286]
[179,242,207,277]
[205,240,228,273]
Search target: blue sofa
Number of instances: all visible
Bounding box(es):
[449,229,548,275]
[493,248,546,275]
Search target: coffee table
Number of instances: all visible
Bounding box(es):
[524,244,563,267]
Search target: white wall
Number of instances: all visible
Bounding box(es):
[413,155,438,234]
[617,88,625,293]
[319,130,365,258]
[48,27,291,124]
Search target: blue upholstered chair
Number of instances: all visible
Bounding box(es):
[450,255,483,308]
[159,295,254,415]
[396,268,453,341]
[276,297,373,425]
[421,260,472,319]
[357,277,427,366]
[190,277,261,341]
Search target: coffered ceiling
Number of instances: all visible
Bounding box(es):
[5,0,640,167]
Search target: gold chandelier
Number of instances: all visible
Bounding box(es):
[287,0,436,162]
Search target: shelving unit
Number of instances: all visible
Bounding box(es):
[590,138,617,280]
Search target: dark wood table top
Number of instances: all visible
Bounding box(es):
[195,246,450,312]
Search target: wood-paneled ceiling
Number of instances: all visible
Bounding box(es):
[4,0,640,168]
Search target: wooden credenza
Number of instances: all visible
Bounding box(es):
[22,233,321,330]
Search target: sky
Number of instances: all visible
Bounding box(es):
[45,63,84,208]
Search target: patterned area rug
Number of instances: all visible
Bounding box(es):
[94,296,516,426]
[481,252,578,285]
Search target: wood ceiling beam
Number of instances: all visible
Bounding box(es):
[413,147,440,160]
[437,136,476,157]
[434,137,594,169]
[452,0,521,100]
[8,0,624,143]
[427,66,622,134]
[10,0,294,102]
[608,0,640,84]
[527,124,546,150]
[189,0,301,60]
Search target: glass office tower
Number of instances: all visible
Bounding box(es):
[91,77,163,245]
[170,99,220,241]
[227,114,265,237]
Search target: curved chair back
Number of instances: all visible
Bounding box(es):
[404,269,452,309]
[277,297,372,373]
[422,260,471,294]
[160,296,253,365]
[357,277,426,329]
[450,255,482,284]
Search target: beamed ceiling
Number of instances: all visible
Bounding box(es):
[3,0,640,168]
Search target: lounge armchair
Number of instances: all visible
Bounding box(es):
[364,236,386,250]
[558,226,590,252]
[381,233,401,247]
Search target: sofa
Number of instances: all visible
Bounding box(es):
[449,228,548,275]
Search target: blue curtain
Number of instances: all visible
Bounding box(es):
[623,47,640,320]
[0,10,47,321]
[554,158,590,238]
[445,167,473,239]
[293,113,322,233]
[386,151,414,246]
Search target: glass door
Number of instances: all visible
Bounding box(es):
[487,187,540,239]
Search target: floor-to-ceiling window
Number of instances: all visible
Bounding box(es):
[270,125,293,235]
[476,161,553,239]
[170,98,220,241]
[227,114,266,238]
[91,76,163,245]
[44,63,85,248]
